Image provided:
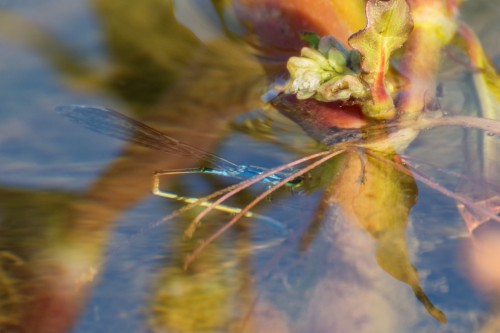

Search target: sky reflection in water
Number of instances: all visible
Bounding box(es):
[0,1,498,332]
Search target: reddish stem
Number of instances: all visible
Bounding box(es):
[184,150,335,238]
[184,148,346,269]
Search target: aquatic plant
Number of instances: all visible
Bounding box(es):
[157,0,500,324]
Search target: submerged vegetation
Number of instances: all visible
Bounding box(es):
[0,0,499,332]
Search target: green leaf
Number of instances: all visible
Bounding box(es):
[348,0,413,119]
[286,36,369,102]
[301,31,321,48]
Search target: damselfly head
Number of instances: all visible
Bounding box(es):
[286,172,311,188]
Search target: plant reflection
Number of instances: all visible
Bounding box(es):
[0,0,269,332]
[0,0,498,332]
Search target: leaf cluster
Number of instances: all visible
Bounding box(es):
[286,0,413,119]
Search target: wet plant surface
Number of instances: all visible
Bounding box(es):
[0,1,499,332]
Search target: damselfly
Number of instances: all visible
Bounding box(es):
[55,105,304,198]
[56,105,354,266]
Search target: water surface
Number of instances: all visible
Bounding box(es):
[0,1,499,332]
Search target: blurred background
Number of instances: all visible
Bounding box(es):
[0,0,498,332]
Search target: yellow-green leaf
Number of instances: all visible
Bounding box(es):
[328,150,446,322]
[348,0,413,119]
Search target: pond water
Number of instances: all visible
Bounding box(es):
[0,1,499,333]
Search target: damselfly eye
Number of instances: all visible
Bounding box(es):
[287,175,305,187]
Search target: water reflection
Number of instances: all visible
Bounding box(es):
[0,0,498,332]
